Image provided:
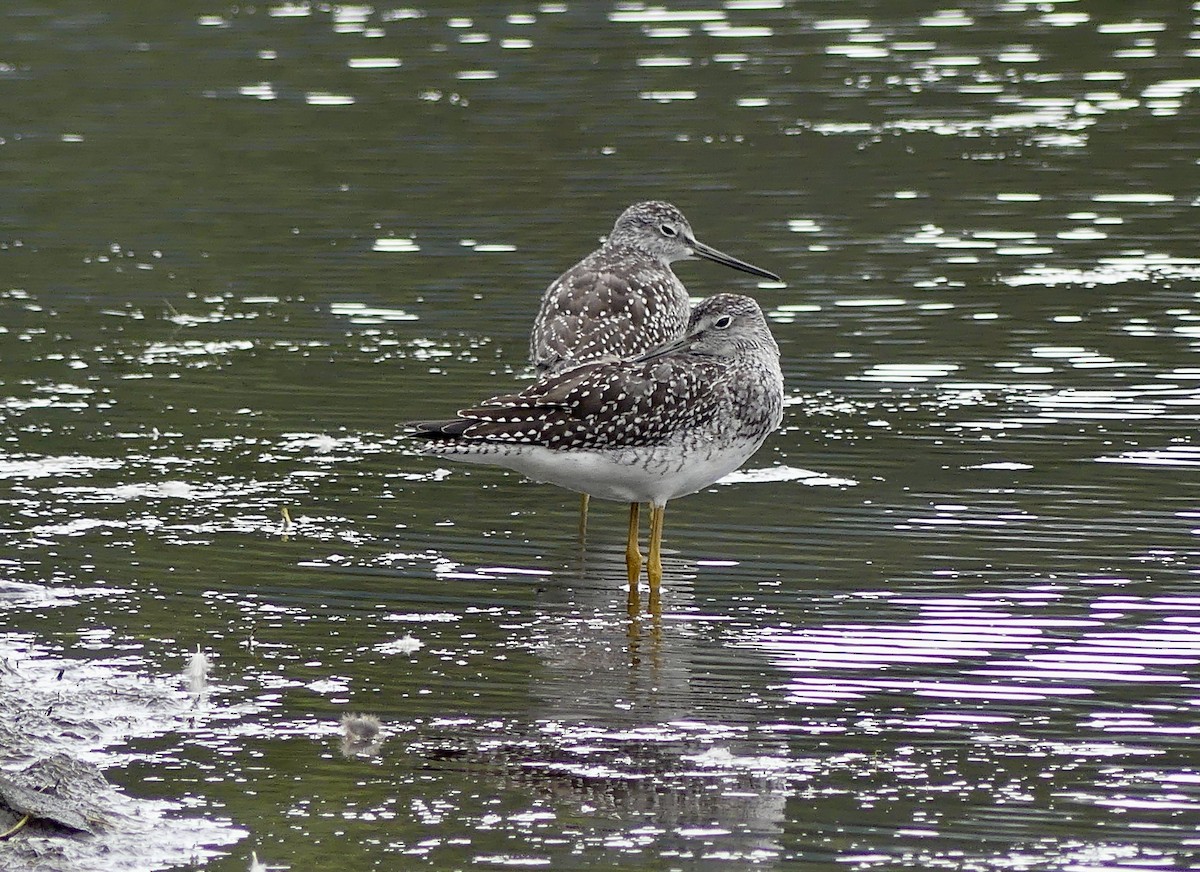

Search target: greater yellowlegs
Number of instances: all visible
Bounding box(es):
[529,201,780,374]
[528,200,780,527]
[413,294,784,603]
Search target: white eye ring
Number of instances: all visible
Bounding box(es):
[659,224,677,237]
[714,314,733,329]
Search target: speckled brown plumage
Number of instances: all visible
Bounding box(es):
[415,293,784,599]
[528,201,779,375]
[413,294,784,505]
[417,353,726,450]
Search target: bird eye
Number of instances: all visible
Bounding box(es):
[659,224,677,237]
[714,315,733,329]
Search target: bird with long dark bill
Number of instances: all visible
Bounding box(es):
[529,200,781,529]
[411,293,784,601]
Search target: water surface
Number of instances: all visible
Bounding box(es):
[2,1,1199,869]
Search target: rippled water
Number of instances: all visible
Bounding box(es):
[2,1,1199,869]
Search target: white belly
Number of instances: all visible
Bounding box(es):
[426,441,764,506]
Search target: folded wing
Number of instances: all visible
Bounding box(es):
[412,356,726,451]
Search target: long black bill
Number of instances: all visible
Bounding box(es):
[634,333,693,363]
[691,238,781,282]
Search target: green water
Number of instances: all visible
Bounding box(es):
[2,1,1199,869]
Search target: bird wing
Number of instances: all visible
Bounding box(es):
[414,356,727,450]
[528,255,685,371]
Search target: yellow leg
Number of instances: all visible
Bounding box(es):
[578,493,590,539]
[0,812,30,839]
[625,502,642,591]
[647,503,665,604]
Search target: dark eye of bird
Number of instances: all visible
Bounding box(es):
[715,315,733,329]
[659,224,677,237]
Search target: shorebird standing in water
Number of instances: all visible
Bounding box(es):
[413,294,784,608]
[528,200,780,531]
